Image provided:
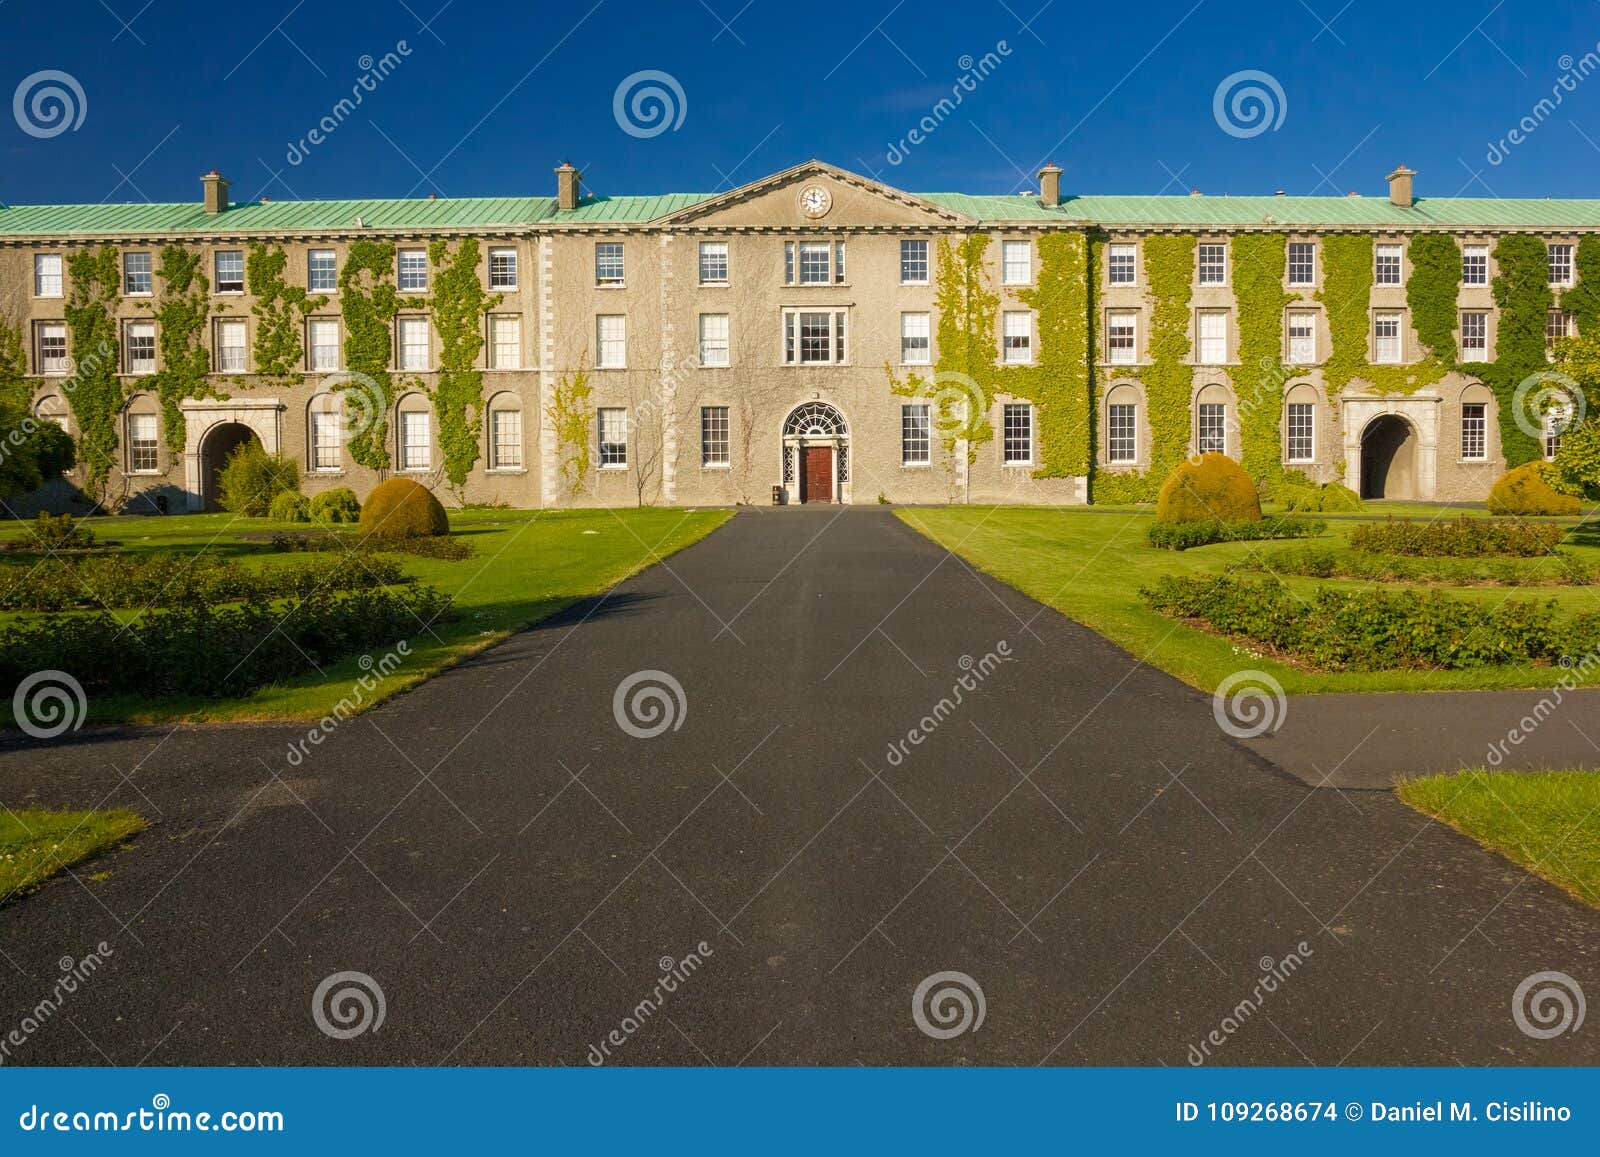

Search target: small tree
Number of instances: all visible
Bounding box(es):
[217,440,301,517]
[1551,418,1600,498]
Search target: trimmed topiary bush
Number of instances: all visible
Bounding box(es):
[360,477,449,539]
[1487,462,1581,517]
[310,487,361,524]
[269,492,311,523]
[1278,482,1363,513]
[1155,453,1262,525]
[217,441,301,518]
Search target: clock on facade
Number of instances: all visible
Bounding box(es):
[798,185,832,218]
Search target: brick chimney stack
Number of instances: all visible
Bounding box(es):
[556,162,581,211]
[1386,164,1416,208]
[1038,163,1062,208]
[201,171,230,214]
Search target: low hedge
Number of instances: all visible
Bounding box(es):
[1348,516,1567,558]
[1277,483,1363,513]
[270,531,473,560]
[1147,517,1326,551]
[0,585,452,699]
[1142,575,1600,670]
[1247,545,1596,586]
[4,513,97,552]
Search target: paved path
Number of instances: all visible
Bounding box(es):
[1,508,1597,1065]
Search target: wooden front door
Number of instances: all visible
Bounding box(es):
[800,445,833,503]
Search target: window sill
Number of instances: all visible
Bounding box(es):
[901,462,932,469]
[783,282,852,289]
[594,365,627,372]
[1001,462,1035,469]
[700,463,731,471]
[1458,458,1491,466]
[488,285,518,293]
[899,361,932,370]
[310,470,347,478]
[698,282,730,289]
[599,464,629,472]
[596,283,627,290]
[485,366,525,373]
[900,280,930,288]
[781,362,852,368]
[699,363,731,371]
[126,470,163,477]
[486,468,528,475]
[214,290,245,297]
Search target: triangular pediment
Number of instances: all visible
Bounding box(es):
[655,161,974,229]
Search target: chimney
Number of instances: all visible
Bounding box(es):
[555,162,581,211]
[201,170,230,214]
[1386,164,1416,208]
[1037,164,1062,208]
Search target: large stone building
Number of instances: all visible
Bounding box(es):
[2,159,1596,513]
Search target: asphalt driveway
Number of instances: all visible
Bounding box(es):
[1,507,1597,1065]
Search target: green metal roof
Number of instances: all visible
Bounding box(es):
[1050,194,1600,228]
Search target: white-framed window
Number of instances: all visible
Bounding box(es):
[125,321,156,375]
[398,248,428,292]
[1288,241,1316,286]
[782,309,847,365]
[1286,401,1315,463]
[1548,242,1574,287]
[701,405,729,467]
[308,249,338,292]
[1460,311,1488,357]
[1197,401,1227,455]
[598,407,628,468]
[1461,402,1487,461]
[1107,243,1137,286]
[1287,311,1316,363]
[1107,399,1138,463]
[1197,243,1226,286]
[900,239,929,284]
[309,319,340,371]
[491,408,522,469]
[36,322,68,374]
[699,314,729,367]
[1002,402,1033,465]
[127,412,159,473]
[901,403,930,466]
[1544,400,1573,460]
[798,241,830,284]
[215,318,247,372]
[400,409,431,470]
[214,250,244,293]
[1375,243,1403,286]
[698,241,728,285]
[595,242,625,287]
[1002,311,1032,364]
[33,253,63,298]
[1002,240,1032,286]
[123,251,153,296]
[311,409,342,471]
[489,314,520,369]
[1462,244,1488,286]
[1197,310,1227,365]
[488,247,517,289]
[397,317,430,370]
[1107,310,1137,364]
[900,312,931,365]
[596,315,626,368]
[1546,309,1575,349]
[1373,312,1403,364]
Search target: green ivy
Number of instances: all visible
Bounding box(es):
[1231,233,1292,488]
[1465,233,1553,468]
[62,246,124,490]
[427,238,502,495]
[247,243,326,380]
[1317,234,1446,398]
[1406,233,1462,365]
[546,361,593,494]
[147,246,221,454]
[1561,235,1600,336]
[338,239,400,469]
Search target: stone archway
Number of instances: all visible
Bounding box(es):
[780,401,850,505]
[181,399,283,511]
[1359,415,1418,499]
[1341,394,1440,502]
[197,423,259,511]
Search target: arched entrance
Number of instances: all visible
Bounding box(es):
[1360,414,1418,499]
[199,422,259,511]
[781,402,849,504]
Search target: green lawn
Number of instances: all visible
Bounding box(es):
[897,505,1600,694]
[0,506,731,724]
[1398,770,1600,908]
[0,808,147,905]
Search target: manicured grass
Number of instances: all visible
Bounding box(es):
[0,507,731,724]
[0,808,147,905]
[897,505,1600,694]
[1398,770,1600,907]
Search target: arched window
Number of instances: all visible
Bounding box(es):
[782,401,847,437]
[486,391,524,470]
[32,393,68,434]
[1104,382,1142,465]
[123,394,161,475]
[1459,382,1493,463]
[1194,382,1235,457]
[306,391,343,473]
[1284,382,1319,465]
[395,393,433,472]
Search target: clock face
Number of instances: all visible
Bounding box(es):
[798,185,832,218]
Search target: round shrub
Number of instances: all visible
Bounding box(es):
[1487,462,1581,517]
[1280,482,1363,513]
[269,492,311,523]
[360,478,449,539]
[310,487,361,524]
[1155,453,1262,525]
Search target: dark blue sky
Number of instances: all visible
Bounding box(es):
[2,0,1598,207]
